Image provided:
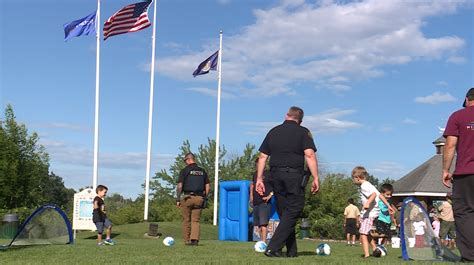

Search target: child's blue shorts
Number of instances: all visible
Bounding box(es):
[95,218,112,234]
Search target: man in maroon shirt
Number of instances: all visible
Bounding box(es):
[442,87,474,262]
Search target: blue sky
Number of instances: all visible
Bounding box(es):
[1,0,473,198]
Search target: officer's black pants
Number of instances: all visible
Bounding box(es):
[452,174,474,261]
[267,171,305,255]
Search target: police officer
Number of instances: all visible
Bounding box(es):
[176,152,210,246]
[256,106,320,257]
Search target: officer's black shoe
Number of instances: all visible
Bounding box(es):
[190,239,199,246]
[264,249,283,258]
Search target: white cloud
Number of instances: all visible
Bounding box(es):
[154,0,467,97]
[402,118,418,124]
[40,139,175,171]
[217,0,231,4]
[436,81,448,87]
[370,161,406,179]
[186,87,237,99]
[447,56,467,64]
[242,108,361,135]
[378,125,393,132]
[414,91,457,104]
[32,122,91,132]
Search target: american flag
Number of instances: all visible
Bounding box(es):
[103,1,152,40]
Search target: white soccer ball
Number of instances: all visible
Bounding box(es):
[373,244,388,257]
[162,236,175,246]
[316,243,331,256]
[254,241,267,252]
[378,245,387,257]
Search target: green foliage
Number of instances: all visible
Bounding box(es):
[149,139,258,223]
[0,105,74,213]
[305,173,359,239]
[0,207,32,224]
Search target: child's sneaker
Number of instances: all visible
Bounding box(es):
[97,242,105,246]
[104,239,115,245]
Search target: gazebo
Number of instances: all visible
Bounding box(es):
[392,136,454,206]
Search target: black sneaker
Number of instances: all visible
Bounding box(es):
[264,249,283,258]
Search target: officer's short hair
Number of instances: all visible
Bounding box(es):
[348,198,355,204]
[288,106,304,123]
[183,152,195,162]
[351,166,368,180]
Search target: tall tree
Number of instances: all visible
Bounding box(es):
[0,105,73,209]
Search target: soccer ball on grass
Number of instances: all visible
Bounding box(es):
[254,241,267,252]
[316,243,331,256]
[372,245,387,257]
[163,236,175,246]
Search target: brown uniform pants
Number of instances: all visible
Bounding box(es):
[181,195,204,242]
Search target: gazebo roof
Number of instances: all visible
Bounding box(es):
[393,136,454,197]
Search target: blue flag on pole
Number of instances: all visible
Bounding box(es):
[193,50,219,77]
[64,11,97,41]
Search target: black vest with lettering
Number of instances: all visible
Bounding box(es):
[182,164,207,193]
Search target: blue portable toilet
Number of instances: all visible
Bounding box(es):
[218,180,252,241]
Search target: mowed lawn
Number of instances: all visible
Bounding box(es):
[0,222,455,264]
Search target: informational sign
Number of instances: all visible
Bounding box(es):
[73,188,96,230]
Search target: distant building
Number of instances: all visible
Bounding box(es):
[393,136,454,206]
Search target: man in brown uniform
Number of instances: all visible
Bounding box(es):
[438,193,456,249]
[176,153,210,246]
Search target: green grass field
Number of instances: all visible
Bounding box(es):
[0,222,457,264]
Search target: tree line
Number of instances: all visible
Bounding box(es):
[0,104,394,239]
[0,105,75,221]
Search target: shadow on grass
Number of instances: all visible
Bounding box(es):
[0,243,73,252]
[82,232,121,240]
[297,251,316,256]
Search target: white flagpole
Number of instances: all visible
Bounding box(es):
[144,0,158,221]
[92,0,101,191]
[213,30,223,226]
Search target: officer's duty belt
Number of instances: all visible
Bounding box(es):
[271,167,303,173]
[183,191,204,196]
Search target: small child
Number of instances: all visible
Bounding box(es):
[93,185,115,246]
[371,184,397,246]
[250,158,273,243]
[344,198,360,246]
[413,215,426,248]
[432,216,440,238]
[351,166,394,258]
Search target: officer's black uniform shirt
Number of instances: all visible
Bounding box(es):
[252,170,273,205]
[178,163,210,193]
[259,120,317,168]
[92,196,106,223]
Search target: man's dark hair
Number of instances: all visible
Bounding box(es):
[184,152,195,162]
[348,198,354,204]
[288,106,304,123]
[380,183,394,193]
[96,185,108,194]
[468,89,474,101]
